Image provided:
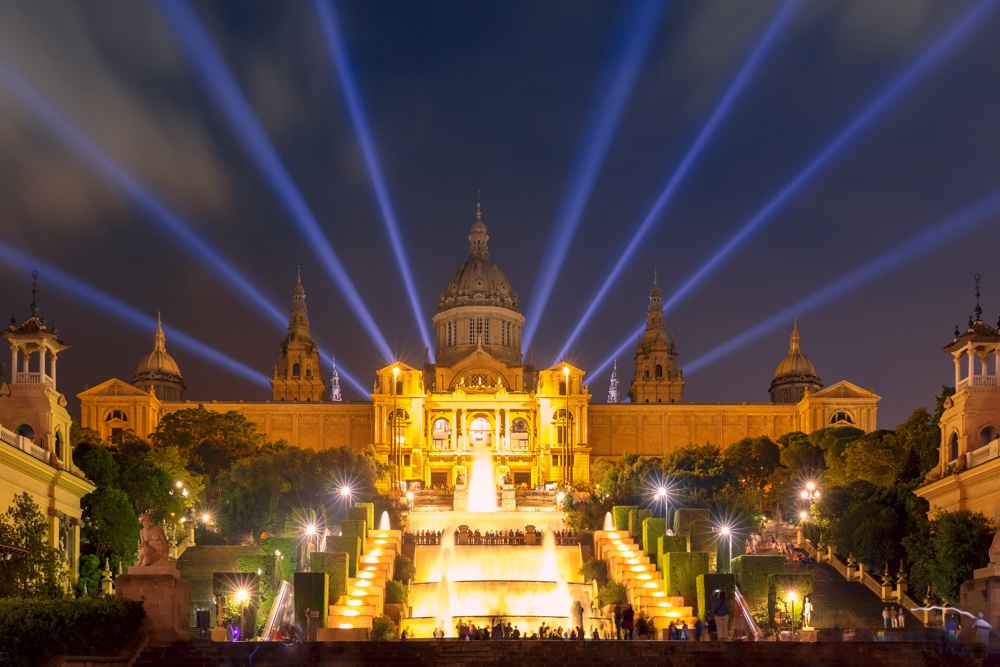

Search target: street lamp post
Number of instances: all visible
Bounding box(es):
[719,525,732,574]
[392,366,400,490]
[787,590,798,633]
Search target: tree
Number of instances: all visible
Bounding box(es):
[151,405,267,480]
[722,436,780,492]
[895,407,941,481]
[904,510,993,604]
[661,443,732,501]
[932,385,956,425]
[82,487,140,564]
[73,440,119,489]
[827,430,903,488]
[0,493,66,597]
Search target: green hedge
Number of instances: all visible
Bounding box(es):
[310,552,350,602]
[393,553,415,583]
[731,555,785,601]
[688,520,718,571]
[695,573,735,622]
[260,537,300,582]
[628,509,651,540]
[237,555,278,599]
[352,502,376,530]
[340,520,368,551]
[326,536,362,577]
[767,573,813,629]
[642,518,666,559]
[673,508,710,537]
[0,597,145,667]
[663,551,710,605]
[385,579,409,605]
[294,572,329,638]
[611,505,637,531]
[657,535,690,576]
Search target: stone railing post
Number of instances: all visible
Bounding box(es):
[100,558,114,595]
[845,554,857,581]
[896,560,908,599]
[881,564,894,601]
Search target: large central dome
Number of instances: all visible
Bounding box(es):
[437,209,519,314]
[431,204,525,367]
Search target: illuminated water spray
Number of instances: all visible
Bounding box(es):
[313,0,434,360]
[521,0,666,354]
[556,0,798,361]
[155,0,394,363]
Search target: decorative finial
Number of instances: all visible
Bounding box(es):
[30,270,39,318]
[9,312,15,326]
[297,266,301,283]
[955,324,961,338]
[157,310,162,327]
[974,273,983,322]
[653,267,658,286]
[476,192,482,222]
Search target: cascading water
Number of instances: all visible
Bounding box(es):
[262,580,294,640]
[467,451,498,512]
[603,511,615,530]
[732,586,763,640]
[379,510,391,530]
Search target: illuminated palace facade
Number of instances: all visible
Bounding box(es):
[79,206,879,488]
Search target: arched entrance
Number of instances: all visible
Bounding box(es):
[468,415,493,450]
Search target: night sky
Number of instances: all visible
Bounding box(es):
[2,0,999,430]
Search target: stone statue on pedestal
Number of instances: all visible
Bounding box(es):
[137,513,169,567]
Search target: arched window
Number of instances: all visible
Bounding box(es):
[655,364,663,378]
[432,418,450,450]
[644,367,650,379]
[105,410,128,422]
[950,432,959,461]
[830,411,854,425]
[15,423,34,441]
[305,367,312,377]
[511,417,529,451]
[396,380,404,395]
[559,381,567,396]
[389,409,410,423]
[292,363,301,377]
[980,425,1000,447]
[469,416,492,449]
[55,430,64,462]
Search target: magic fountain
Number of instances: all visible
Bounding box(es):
[400,451,593,637]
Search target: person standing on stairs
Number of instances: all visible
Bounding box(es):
[712,590,730,641]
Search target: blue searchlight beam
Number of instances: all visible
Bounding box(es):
[520,0,666,355]
[314,0,435,361]
[660,0,995,316]
[155,0,394,363]
[684,187,1000,375]
[557,0,798,362]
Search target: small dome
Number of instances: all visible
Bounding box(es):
[136,316,182,377]
[437,206,520,314]
[773,319,818,379]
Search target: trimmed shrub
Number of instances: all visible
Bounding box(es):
[642,518,666,559]
[0,596,144,667]
[663,551,710,605]
[689,520,718,571]
[580,558,609,588]
[393,553,415,583]
[657,535,690,575]
[237,555,278,599]
[611,505,637,531]
[372,614,398,640]
[731,555,785,601]
[294,571,329,636]
[695,573,735,622]
[673,508,710,538]
[311,552,349,602]
[260,537,300,582]
[767,573,814,629]
[628,509,652,540]
[385,579,409,605]
[352,502,376,530]
[598,581,628,607]
[326,536,362,577]
[340,520,367,550]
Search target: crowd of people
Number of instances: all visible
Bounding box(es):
[404,527,580,546]
[428,620,588,640]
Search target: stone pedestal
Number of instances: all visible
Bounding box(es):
[960,565,1000,642]
[116,561,191,645]
[453,486,468,512]
[501,484,515,511]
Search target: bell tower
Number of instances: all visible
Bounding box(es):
[629,271,683,404]
[271,273,325,402]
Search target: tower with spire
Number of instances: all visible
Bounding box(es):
[607,360,620,403]
[629,270,683,404]
[769,318,822,404]
[271,272,325,401]
[132,313,186,401]
[329,356,343,402]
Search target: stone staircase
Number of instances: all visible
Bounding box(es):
[326,529,401,633]
[594,529,695,632]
